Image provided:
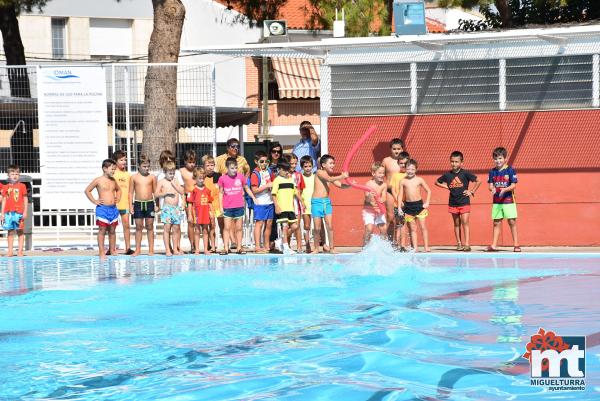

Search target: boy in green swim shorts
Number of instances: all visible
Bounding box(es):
[311,154,351,254]
[487,147,520,252]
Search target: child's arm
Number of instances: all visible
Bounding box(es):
[219,185,224,213]
[317,170,349,183]
[115,182,122,205]
[435,180,449,190]
[0,195,5,223]
[421,178,432,209]
[243,183,257,202]
[128,176,136,214]
[22,192,28,219]
[498,182,517,197]
[84,178,100,205]
[466,179,482,197]
[272,193,281,214]
[398,181,405,209]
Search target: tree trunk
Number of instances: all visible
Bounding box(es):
[0,2,31,98]
[142,0,185,170]
[495,0,512,28]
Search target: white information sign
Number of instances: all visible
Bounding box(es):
[38,66,108,209]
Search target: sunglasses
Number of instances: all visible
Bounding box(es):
[258,160,269,164]
[271,149,281,154]
[229,144,240,149]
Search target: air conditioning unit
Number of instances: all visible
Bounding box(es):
[263,20,287,38]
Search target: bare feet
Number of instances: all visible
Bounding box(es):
[132,250,141,257]
[204,250,212,255]
[17,251,24,257]
[148,251,154,256]
[99,253,107,261]
[166,251,173,257]
[328,248,339,254]
[174,250,183,255]
[310,249,320,254]
[194,250,200,255]
[323,245,330,253]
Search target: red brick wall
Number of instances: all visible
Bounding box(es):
[327,110,600,247]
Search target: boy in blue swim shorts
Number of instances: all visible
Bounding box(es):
[310,154,351,254]
[85,159,121,260]
[1,164,29,257]
[156,161,185,256]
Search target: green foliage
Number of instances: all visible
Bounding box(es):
[309,0,391,37]
[0,0,47,14]
[441,0,600,29]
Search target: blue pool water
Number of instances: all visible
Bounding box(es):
[1,240,599,400]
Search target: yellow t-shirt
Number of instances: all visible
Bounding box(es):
[271,176,296,213]
[114,169,131,210]
[215,154,250,176]
[389,172,407,207]
[301,174,315,214]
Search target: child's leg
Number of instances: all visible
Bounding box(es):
[193,224,201,255]
[217,216,225,247]
[460,213,470,247]
[364,223,374,246]
[385,194,395,240]
[253,220,264,251]
[108,225,117,255]
[145,218,155,255]
[491,219,502,248]
[280,223,289,245]
[452,213,462,247]
[377,223,387,240]
[302,214,312,252]
[97,226,107,259]
[16,229,25,256]
[223,217,232,252]
[172,224,182,255]
[263,219,272,252]
[133,218,144,256]
[324,214,336,253]
[408,220,419,251]
[311,216,322,253]
[294,224,303,252]
[202,225,211,254]
[122,212,132,252]
[417,218,429,252]
[235,218,244,251]
[187,205,195,252]
[6,229,15,257]
[163,223,172,256]
[208,217,216,250]
[507,218,519,247]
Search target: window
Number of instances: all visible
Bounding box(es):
[89,19,133,58]
[51,18,66,59]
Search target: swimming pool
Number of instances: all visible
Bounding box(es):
[1,240,599,400]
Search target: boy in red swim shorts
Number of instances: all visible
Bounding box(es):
[435,151,480,252]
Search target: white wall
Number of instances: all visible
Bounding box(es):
[180,0,261,109]
[426,8,482,30]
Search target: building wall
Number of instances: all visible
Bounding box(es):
[18,15,52,59]
[327,109,600,247]
[68,17,90,58]
[245,57,320,143]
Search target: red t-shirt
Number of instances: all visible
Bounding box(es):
[2,182,27,214]
[189,186,213,225]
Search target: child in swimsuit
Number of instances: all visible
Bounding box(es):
[398,159,431,252]
[129,154,158,256]
[155,161,184,256]
[84,159,121,260]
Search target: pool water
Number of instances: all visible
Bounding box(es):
[1,239,599,400]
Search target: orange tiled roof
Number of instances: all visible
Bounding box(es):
[215,0,445,32]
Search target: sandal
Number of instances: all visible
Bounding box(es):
[462,246,471,252]
[218,250,228,256]
[237,249,247,255]
[485,246,498,252]
[456,244,464,251]
[514,246,522,253]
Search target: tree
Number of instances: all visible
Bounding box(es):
[142,0,185,169]
[0,0,46,97]
[310,0,391,37]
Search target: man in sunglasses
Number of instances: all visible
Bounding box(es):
[215,138,250,177]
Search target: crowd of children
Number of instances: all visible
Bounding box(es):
[1,139,519,258]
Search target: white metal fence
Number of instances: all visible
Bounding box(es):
[0,63,220,250]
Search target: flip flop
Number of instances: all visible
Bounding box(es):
[485,246,498,252]
[456,244,464,251]
[462,246,472,252]
[237,249,247,255]
[514,246,522,252]
[218,250,228,256]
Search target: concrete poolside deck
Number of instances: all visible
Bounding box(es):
[7,246,600,257]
